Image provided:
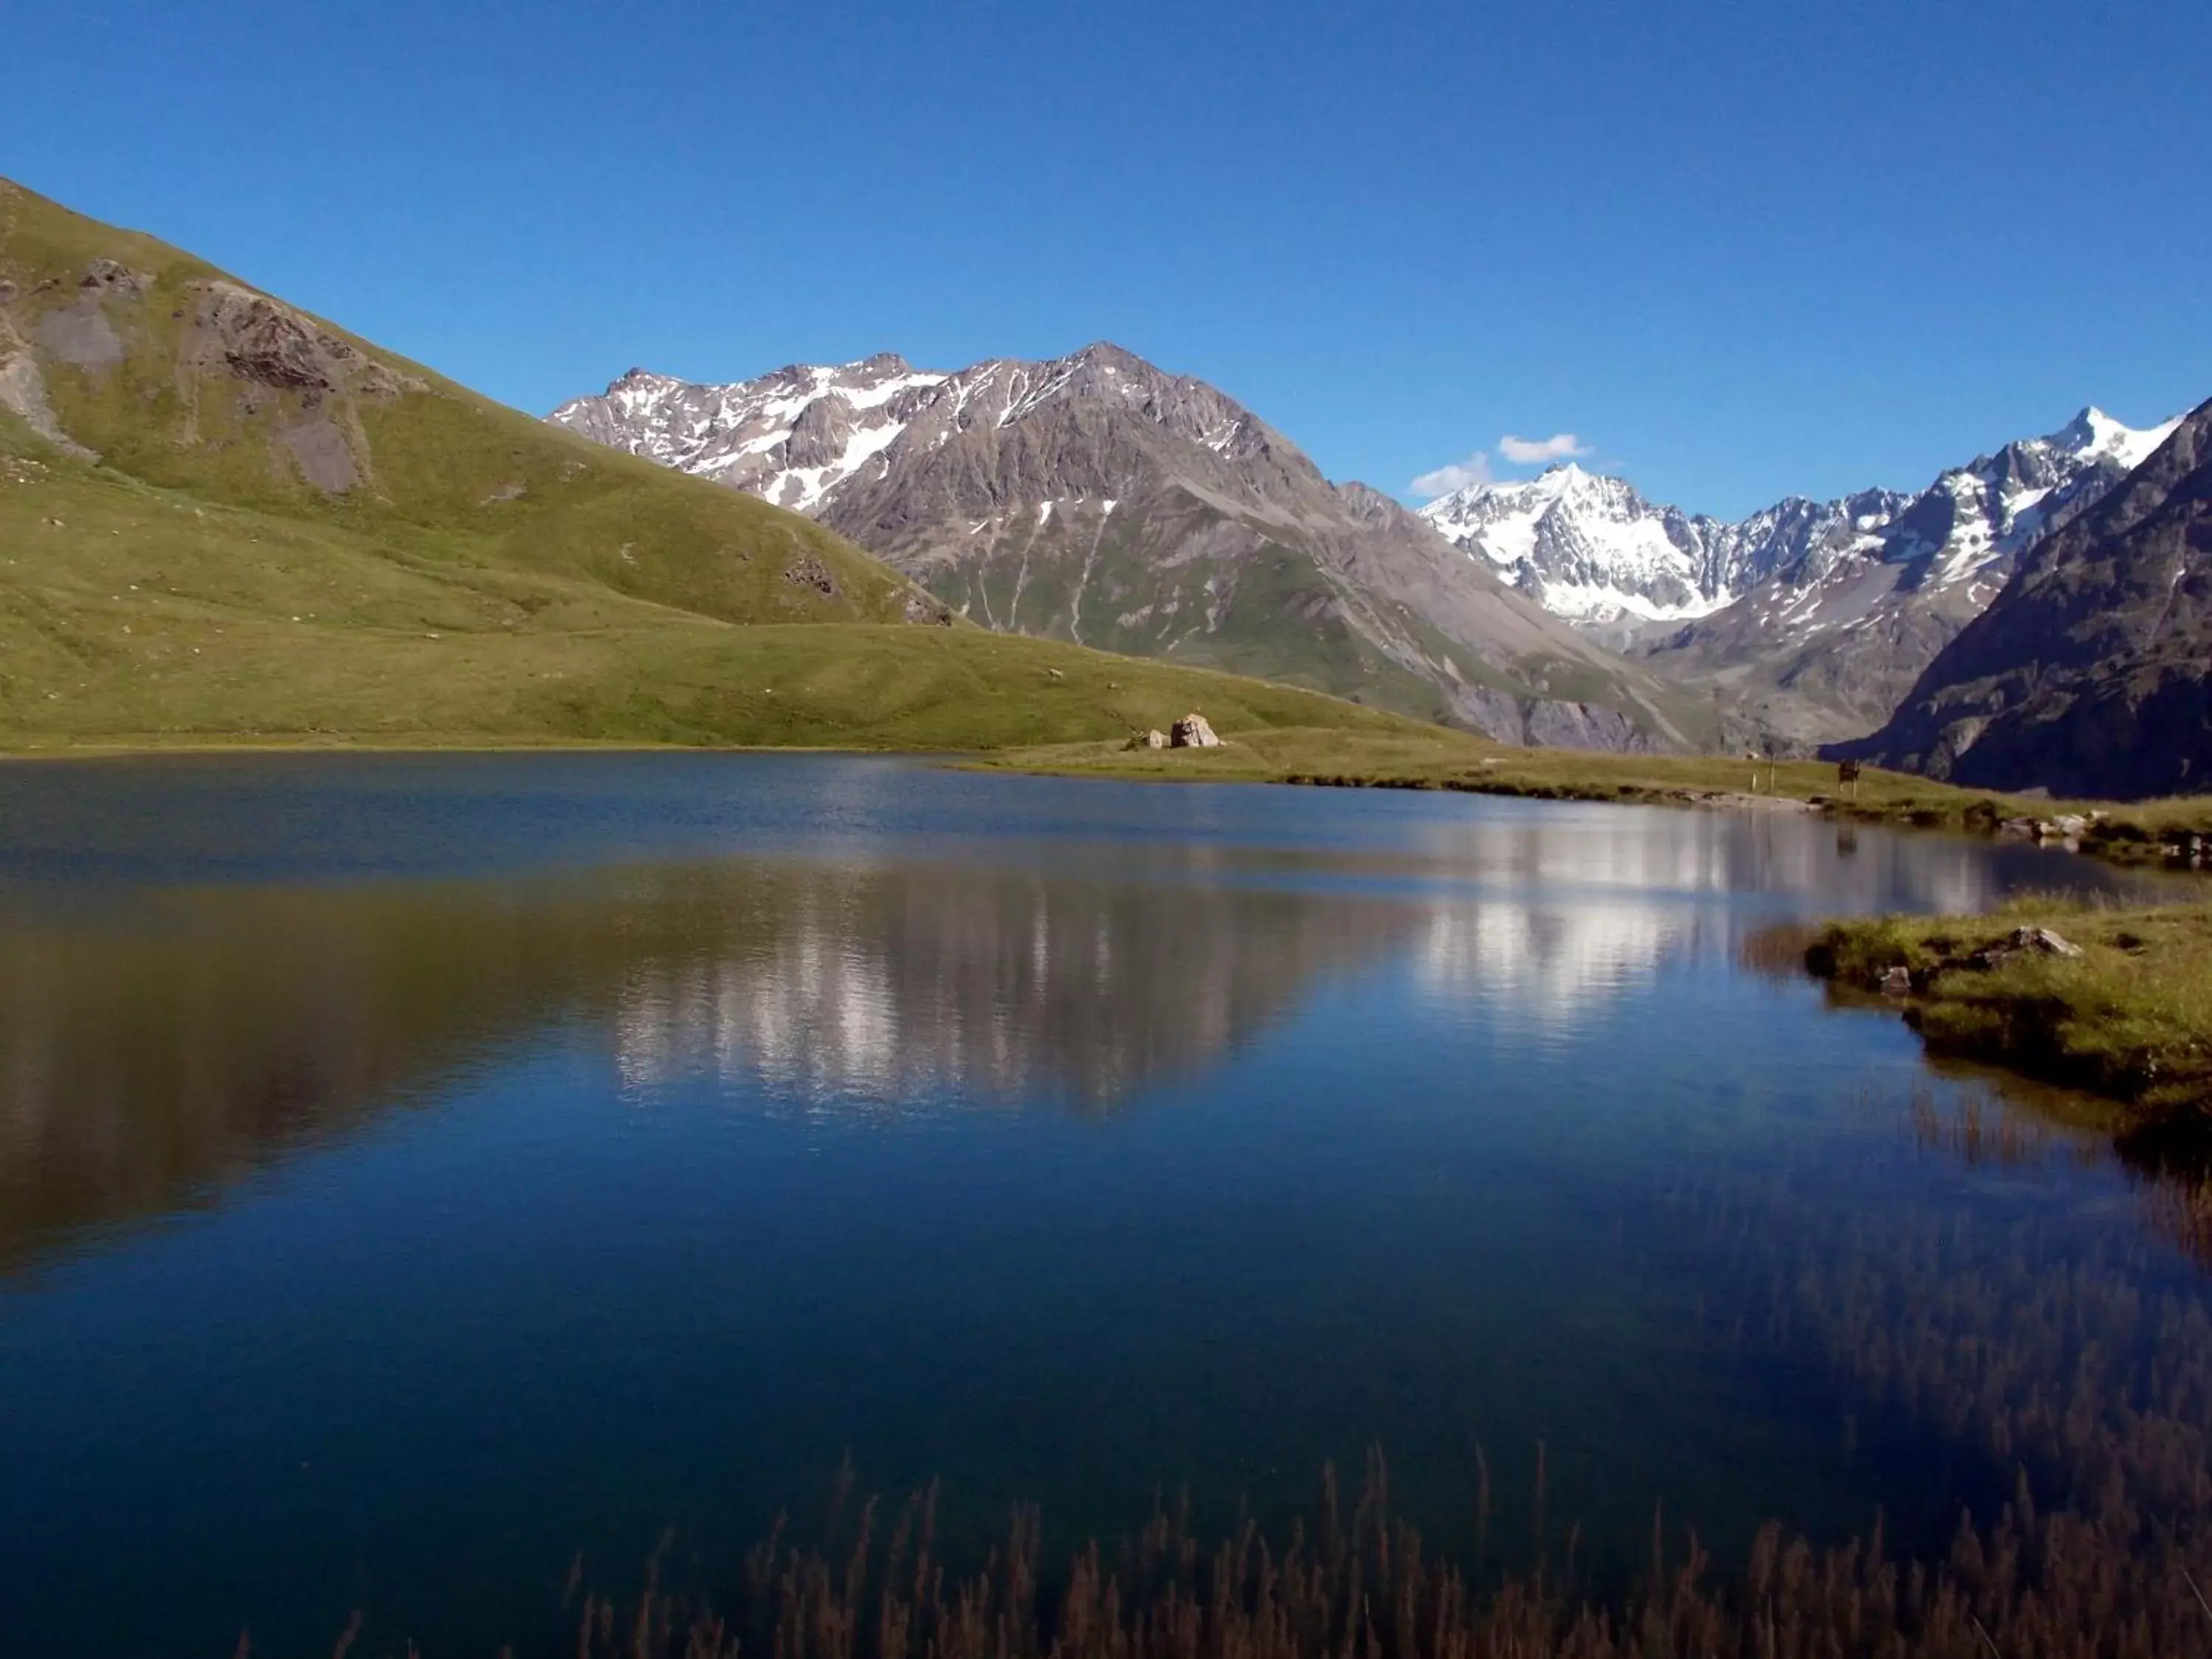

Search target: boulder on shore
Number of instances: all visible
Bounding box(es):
[1170,713,1221,748]
[1126,728,1168,751]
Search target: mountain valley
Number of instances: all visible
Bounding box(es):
[6,166,2202,795]
[554,349,2197,768]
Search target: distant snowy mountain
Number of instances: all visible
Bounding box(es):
[1417,406,2183,741]
[1417,464,1907,627]
[1840,397,2212,797]
[1416,407,2177,632]
[1868,406,2180,599]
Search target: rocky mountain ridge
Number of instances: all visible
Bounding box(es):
[1840,397,2212,799]
[1635,407,2180,741]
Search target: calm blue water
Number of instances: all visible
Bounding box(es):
[0,754,2198,1657]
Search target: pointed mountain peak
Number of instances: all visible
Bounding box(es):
[1071,340,1147,368]
[1529,461,1632,504]
[2048,406,2113,453]
[1534,461,1596,490]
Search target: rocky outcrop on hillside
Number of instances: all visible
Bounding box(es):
[1838,399,2212,799]
[2,247,427,495]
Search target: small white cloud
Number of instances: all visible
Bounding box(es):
[1413,431,1598,497]
[1498,432,1592,465]
[1410,451,1494,497]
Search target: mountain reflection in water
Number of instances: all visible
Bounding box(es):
[0,851,1411,1268]
[0,784,2163,1278]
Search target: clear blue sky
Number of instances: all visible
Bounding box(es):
[5,1,2205,518]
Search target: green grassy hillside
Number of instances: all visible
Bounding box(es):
[0,179,1425,751]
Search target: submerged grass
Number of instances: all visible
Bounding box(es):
[427,1450,2212,1659]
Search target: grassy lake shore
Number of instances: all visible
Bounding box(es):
[975,727,2212,868]
[1804,900,2212,1127]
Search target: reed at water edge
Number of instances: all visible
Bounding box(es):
[527,1444,2210,1659]
[282,1096,2212,1659]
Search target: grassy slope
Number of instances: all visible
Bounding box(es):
[1,429,1427,748]
[1806,900,2212,1123]
[0,179,1430,751]
[0,181,924,630]
[0,429,1421,748]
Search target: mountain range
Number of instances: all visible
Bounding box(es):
[551,350,1700,751]
[554,350,2192,763]
[1842,397,2212,798]
[1417,409,2180,742]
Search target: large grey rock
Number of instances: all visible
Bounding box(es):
[1170,713,1220,748]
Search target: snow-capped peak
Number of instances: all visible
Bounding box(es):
[1416,464,1722,627]
[1427,461,1595,512]
[2047,406,2182,473]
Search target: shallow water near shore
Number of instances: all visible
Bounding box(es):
[0,752,2201,1656]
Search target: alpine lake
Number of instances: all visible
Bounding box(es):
[0,752,2204,1655]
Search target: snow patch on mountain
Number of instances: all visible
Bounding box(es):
[2062,406,2183,472]
[548,353,948,513]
